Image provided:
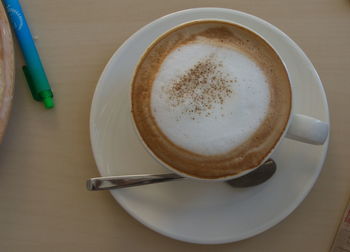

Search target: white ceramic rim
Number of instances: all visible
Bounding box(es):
[90,7,330,244]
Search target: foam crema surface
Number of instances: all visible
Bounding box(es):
[151,41,270,155]
[132,21,291,179]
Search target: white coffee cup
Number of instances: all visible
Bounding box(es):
[131,20,329,181]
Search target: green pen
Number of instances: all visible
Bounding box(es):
[4,0,54,109]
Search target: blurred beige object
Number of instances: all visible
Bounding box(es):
[0,2,14,142]
[330,198,350,252]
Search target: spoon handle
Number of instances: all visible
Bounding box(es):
[87,173,183,191]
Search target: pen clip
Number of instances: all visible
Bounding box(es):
[22,65,40,101]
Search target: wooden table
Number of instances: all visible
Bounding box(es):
[0,0,349,251]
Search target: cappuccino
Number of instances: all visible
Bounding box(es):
[132,21,291,179]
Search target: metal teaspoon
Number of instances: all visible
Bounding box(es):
[87,159,276,191]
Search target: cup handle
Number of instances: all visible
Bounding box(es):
[286,114,329,145]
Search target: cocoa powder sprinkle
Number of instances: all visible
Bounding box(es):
[166,56,234,118]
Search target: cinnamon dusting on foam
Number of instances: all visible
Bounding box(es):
[166,55,234,119]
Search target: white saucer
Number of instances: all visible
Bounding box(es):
[90,8,329,244]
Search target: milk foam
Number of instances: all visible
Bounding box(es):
[151,39,270,155]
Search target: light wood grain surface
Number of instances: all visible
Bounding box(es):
[0,0,349,251]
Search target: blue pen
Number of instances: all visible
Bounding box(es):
[3,0,54,108]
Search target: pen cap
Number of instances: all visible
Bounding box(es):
[40,90,54,109]
[23,66,54,108]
